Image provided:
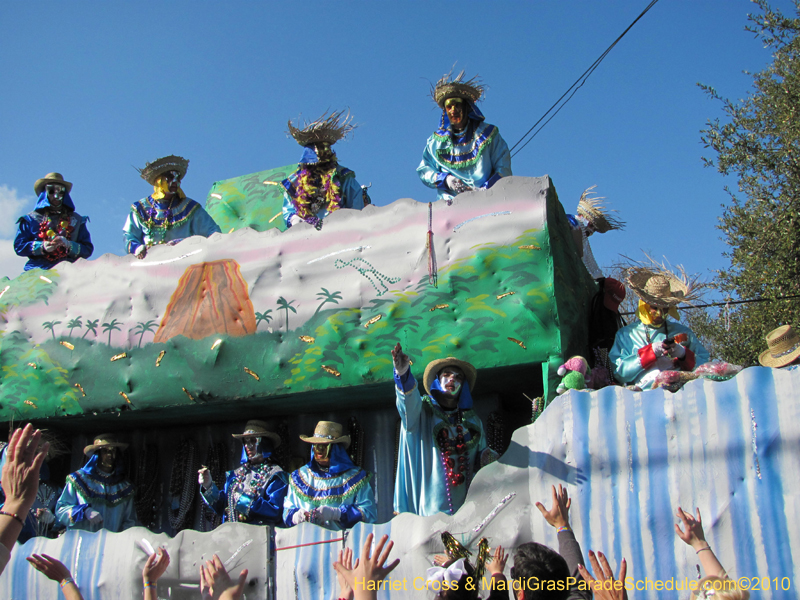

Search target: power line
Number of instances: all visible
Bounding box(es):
[619,293,800,316]
[510,0,661,158]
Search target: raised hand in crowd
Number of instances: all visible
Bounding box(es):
[674,506,725,578]
[142,548,171,600]
[27,553,84,600]
[337,547,356,600]
[333,533,400,600]
[535,483,571,529]
[577,550,628,600]
[0,424,49,570]
[200,553,248,600]
[486,545,508,586]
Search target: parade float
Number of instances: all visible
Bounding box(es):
[0,174,796,598]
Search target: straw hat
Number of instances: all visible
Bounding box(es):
[423,357,478,396]
[287,110,356,146]
[231,419,281,448]
[576,186,625,234]
[299,421,350,449]
[84,433,129,457]
[432,70,485,108]
[625,269,691,308]
[138,155,189,185]
[758,325,800,367]
[34,172,73,196]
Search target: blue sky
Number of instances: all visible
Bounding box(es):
[0,0,792,291]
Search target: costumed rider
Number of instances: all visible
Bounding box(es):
[759,325,800,369]
[281,110,368,230]
[391,343,499,517]
[198,420,289,526]
[124,155,221,259]
[0,430,65,543]
[55,433,137,532]
[567,186,625,279]
[14,172,93,271]
[610,263,710,390]
[417,70,512,204]
[284,421,376,530]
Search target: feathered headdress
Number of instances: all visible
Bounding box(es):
[432,69,485,108]
[287,110,356,146]
[576,186,625,233]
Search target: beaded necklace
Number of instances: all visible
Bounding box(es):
[436,410,471,515]
[226,461,282,523]
[143,196,178,246]
[37,211,74,261]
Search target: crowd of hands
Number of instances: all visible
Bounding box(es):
[2,425,728,599]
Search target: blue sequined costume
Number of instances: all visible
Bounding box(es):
[417,102,512,202]
[14,191,93,271]
[281,146,366,229]
[123,196,221,255]
[55,454,137,533]
[284,445,376,530]
[200,444,289,526]
[394,370,489,517]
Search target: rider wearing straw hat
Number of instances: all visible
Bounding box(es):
[14,172,93,271]
[610,263,709,390]
[198,420,288,526]
[758,325,800,368]
[283,421,376,530]
[55,433,137,533]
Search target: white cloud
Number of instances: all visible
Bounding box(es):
[0,185,31,238]
[0,239,28,279]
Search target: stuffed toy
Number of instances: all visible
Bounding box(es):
[556,356,589,394]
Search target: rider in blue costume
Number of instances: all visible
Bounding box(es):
[611,265,709,389]
[391,344,499,517]
[124,155,220,259]
[281,110,367,230]
[198,420,288,526]
[418,71,512,203]
[284,421,376,531]
[55,433,137,533]
[15,172,93,271]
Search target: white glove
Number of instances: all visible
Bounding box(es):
[291,510,307,525]
[43,241,58,253]
[134,245,147,259]
[651,341,667,357]
[666,342,686,359]
[289,214,302,227]
[316,505,341,522]
[53,235,69,249]
[392,343,410,377]
[445,175,471,194]
[198,468,212,489]
[86,509,104,525]
[37,508,55,525]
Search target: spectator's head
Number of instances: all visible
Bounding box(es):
[423,357,477,410]
[509,542,571,600]
[691,576,750,600]
[434,559,479,600]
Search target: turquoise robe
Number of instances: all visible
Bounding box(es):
[55,456,137,533]
[394,370,488,516]
[417,106,512,202]
[283,447,376,531]
[123,196,221,255]
[610,318,710,388]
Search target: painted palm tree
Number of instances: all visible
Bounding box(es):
[42,320,62,340]
[101,319,122,346]
[82,319,99,339]
[276,297,297,332]
[132,319,158,347]
[255,310,273,329]
[314,288,343,315]
[67,317,83,337]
